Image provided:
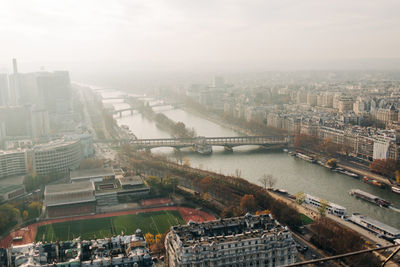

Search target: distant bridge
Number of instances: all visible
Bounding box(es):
[130,136,288,152]
[112,107,138,117]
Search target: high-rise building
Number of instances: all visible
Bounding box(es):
[0,106,32,137]
[213,76,225,88]
[36,71,72,114]
[0,74,9,106]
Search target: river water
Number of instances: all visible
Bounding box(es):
[102,93,400,229]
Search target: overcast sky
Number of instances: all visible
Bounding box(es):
[1,0,400,73]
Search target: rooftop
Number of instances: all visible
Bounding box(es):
[0,184,24,195]
[45,181,95,195]
[171,213,291,246]
[70,168,115,180]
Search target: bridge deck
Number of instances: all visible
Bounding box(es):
[130,136,288,148]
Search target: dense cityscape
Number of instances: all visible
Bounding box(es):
[1,1,400,266]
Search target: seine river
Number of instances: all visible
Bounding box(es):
[101,93,400,228]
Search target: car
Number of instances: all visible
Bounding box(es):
[312,254,317,259]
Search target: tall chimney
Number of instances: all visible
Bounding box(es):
[12,58,18,74]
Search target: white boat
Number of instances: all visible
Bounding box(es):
[296,153,316,163]
[304,194,347,217]
[339,170,359,178]
[392,186,400,194]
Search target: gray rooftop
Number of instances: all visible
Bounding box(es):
[70,167,115,180]
[117,176,144,186]
[45,181,95,195]
[0,184,24,195]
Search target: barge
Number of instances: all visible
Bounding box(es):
[296,153,316,163]
[349,189,392,207]
[349,213,400,241]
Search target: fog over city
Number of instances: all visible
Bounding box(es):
[1,0,400,77]
[2,1,400,267]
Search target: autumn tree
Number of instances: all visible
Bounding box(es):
[145,233,155,247]
[240,194,257,213]
[294,133,318,150]
[318,199,329,217]
[370,158,399,177]
[200,176,213,193]
[295,191,306,205]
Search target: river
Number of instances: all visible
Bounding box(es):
[101,91,400,229]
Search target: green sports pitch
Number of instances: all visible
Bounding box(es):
[36,210,185,242]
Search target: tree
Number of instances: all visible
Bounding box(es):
[23,210,29,220]
[258,174,276,189]
[240,194,257,213]
[183,157,191,167]
[200,176,213,193]
[235,169,242,178]
[145,233,155,246]
[295,191,306,205]
[28,202,42,218]
[369,158,399,177]
[318,199,329,217]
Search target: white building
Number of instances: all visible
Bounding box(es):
[33,138,83,176]
[165,213,297,267]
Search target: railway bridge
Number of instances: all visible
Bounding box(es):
[130,136,288,153]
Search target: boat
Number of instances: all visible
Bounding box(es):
[339,170,359,178]
[349,189,392,207]
[304,194,347,217]
[193,143,212,155]
[288,151,296,156]
[392,186,400,194]
[363,177,385,188]
[296,153,316,163]
[349,213,400,241]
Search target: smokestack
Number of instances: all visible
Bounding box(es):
[12,58,18,74]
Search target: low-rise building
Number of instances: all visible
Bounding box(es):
[0,184,25,202]
[44,181,96,218]
[165,213,297,267]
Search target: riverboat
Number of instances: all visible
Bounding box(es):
[392,186,400,194]
[304,194,347,217]
[349,189,392,207]
[339,170,359,178]
[288,151,296,156]
[349,213,400,241]
[363,177,385,188]
[296,153,316,163]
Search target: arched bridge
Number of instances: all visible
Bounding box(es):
[130,136,288,152]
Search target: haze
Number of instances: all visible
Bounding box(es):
[1,0,400,73]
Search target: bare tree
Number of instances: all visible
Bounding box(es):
[258,174,277,189]
[235,169,242,178]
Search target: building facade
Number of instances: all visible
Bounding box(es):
[165,213,297,267]
[33,139,83,176]
[0,149,27,178]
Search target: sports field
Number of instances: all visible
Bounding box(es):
[35,210,185,242]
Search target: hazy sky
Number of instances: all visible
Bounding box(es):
[1,0,400,72]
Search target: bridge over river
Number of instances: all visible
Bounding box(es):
[130,136,288,153]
